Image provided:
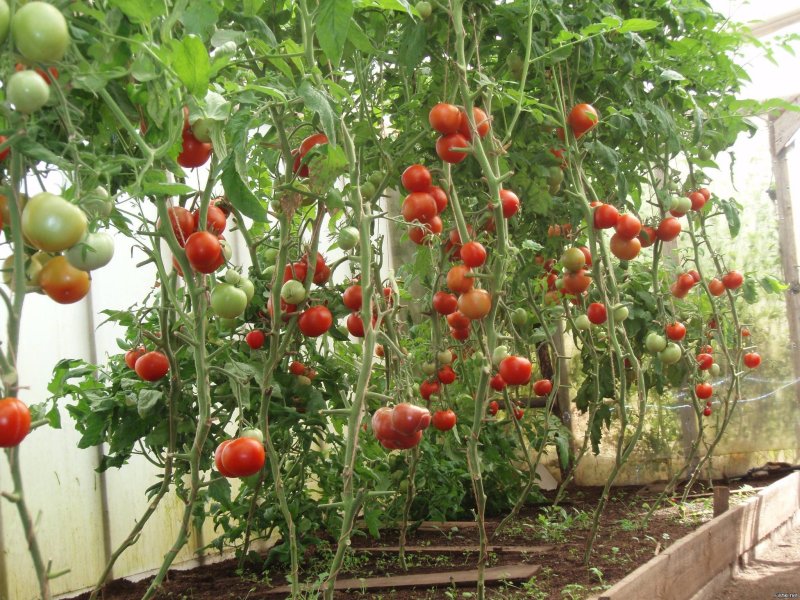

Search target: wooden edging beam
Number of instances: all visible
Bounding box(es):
[592,472,800,600]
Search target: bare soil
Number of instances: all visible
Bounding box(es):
[71,477,779,600]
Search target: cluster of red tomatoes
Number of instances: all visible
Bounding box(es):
[371,403,431,449]
[124,347,170,381]
[165,203,229,273]
[288,360,317,387]
[0,396,31,448]
[214,430,266,478]
[341,283,373,338]
[429,103,490,164]
[398,164,448,245]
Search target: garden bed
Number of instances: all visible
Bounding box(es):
[68,476,775,600]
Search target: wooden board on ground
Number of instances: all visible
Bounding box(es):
[352,544,554,554]
[267,563,540,595]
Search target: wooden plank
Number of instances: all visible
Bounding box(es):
[267,563,540,594]
[769,118,800,381]
[713,486,730,516]
[773,102,800,150]
[351,544,554,554]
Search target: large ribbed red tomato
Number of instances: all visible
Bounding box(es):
[391,403,432,436]
[498,356,532,385]
[0,397,31,447]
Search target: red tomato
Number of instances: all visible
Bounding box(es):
[498,356,532,386]
[490,374,506,391]
[346,312,366,337]
[310,254,330,285]
[214,440,235,477]
[429,186,448,213]
[677,273,696,290]
[639,226,657,248]
[458,289,491,320]
[221,437,265,477]
[177,129,212,168]
[697,353,713,370]
[298,306,333,337]
[432,409,457,431]
[401,192,437,223]
[192,205,227,235]
[379,429,423,450]
[698,187,711,201]
[184,231,222,273]
[579,247,593,266]
[436,133,469,164]
[135,351,169,381]
[689,191,706,211]
[343,284,363,311]
[695,383,713,400]
[499,189,520,218]
[670,283,690,299]
[459,107,491,139]
[587,303,607,325]
[125,347,146,370]
[700,345,714,354]
[513,407,524,420]
[610,234,641,260]
[39,256,90,304]
[743,352,761,368]
[447,264,474,294]
[741,327,750,337]
[568,103,599,138]
[429,103,462,135]
[593,204,619,229]
[722,271,743,290]
[460,241,487,268]
[420,379,440,400]
[162,206,195,247]
[657,217,681,242]
[0,397,31,447]
[299,132,328,156]
[289,361,306,376]
[401,164,433,193]
[450,327,470,341]
[283,261,308,284]
[707,278,725,296]
[665,322,686,341]
[446,311,471,330]
[533,379,553,396]
[0,135,9,161]
[245,330,265,349]
[688,270,701,283]
[438,365,457,385]
[561,270,592,295]
[432,291,458,315]
[614,214,641,240]
[391,402,432,435]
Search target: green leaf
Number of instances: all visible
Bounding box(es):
[760,275,788,294]
[658,69,685,83]
[720,199,741,238]
[398,23,427,69]
[108,0,166,23]
[317,0,353,65]
[168,35,211,97]
[140,182,196,197]
[619,18,659,33]
[297,80,337,144]
[180,0,222,37]
[137,390,162,417]
[221,162,269,222]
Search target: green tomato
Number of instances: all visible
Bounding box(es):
[297,375,312,387]
[437,350,453,365]
[191,118,214,143]
[65,231,114,271]
[218,317,239,330]
[338,226,360,251]
[262,265,276,281]
[710,363,721,377]
[224,269,241,285]
[360,181,376,200]
[240,428,264,443]
[22,192,87,252]
[415,0,432,18]
[472,351,485,363]
[0,0,9,45]
[561,248,585,272]
[368,171,383,187]
[698,148,712,161]
[670,196,691,213]
[220,239,233,261]
[211,283,248,318]
[574,314,592,331]
[81,187,113,219]
[7,70,50,114]
[492,345,509,367]
[659,343,682,365]
[238,277,255,302]
[511,307,528,327]
[263,247,279,265]
[506,53,524,74]
[12,1,69,63]
[422,361,436,376]
[645,332,667,354]
[281,279,306,304]
[612,305,629,322]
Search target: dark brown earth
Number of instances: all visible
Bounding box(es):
[71,476,781,600]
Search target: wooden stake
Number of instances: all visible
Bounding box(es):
[713,486,730,517]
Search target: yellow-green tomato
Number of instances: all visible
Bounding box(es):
[338,226,360,251]
[561,247,586,272]
[437,350,453,365]
[240,428,264,443]
[191,118,213,143]
[422,361,436,376]
[7,70,50,114]
[574,314,592,331]
[238,277,255,302]
[211,283,248,318]
[22,192,88,252]
[65,231,114,271]
[710,363,721,377]
[281,279,306,304]
[511,308,528,327]
[81,187,113,219]
[492,345,509,367]
[659,343,682,365]
[645,332,667,354]
[0,0,9,44]
[612,305,629,322]
[224,268,241,285]
[12,1,69,62]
